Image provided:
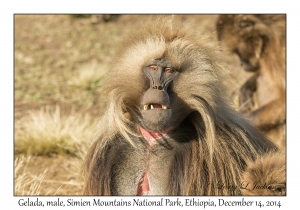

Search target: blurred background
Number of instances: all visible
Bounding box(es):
[14,14,250,195]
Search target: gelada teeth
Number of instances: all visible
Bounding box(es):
[143,104,168,110]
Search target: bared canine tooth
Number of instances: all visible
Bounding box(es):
[150,104,154,109]
[144,104,148,110]
[162,105,167,109]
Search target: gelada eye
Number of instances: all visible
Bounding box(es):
[149,65,158,71]
[165,68,174,73]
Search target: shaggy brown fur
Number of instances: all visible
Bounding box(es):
[83,16,277,196]
[241,152,286,196]
[216,15,286,148]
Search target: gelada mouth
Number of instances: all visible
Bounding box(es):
[143,103,170,110]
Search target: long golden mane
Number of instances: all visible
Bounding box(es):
[83,16,276,195]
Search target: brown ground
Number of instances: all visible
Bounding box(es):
[14,14,249,196]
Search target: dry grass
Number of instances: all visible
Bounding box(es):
[67,61,107,92]
[15,105,97,157]
[14,155,84,195]
[14,15,117,109]
[15,155,48,195]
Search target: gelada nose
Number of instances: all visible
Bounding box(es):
[152,85,163,90]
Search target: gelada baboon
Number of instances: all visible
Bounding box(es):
[241,152,286,196]
[83,17,277,196]
[216,14,286,148]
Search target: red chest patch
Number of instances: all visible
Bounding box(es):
[137,126,169,147]
[136,126,171,195]
[136,172,150,195]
